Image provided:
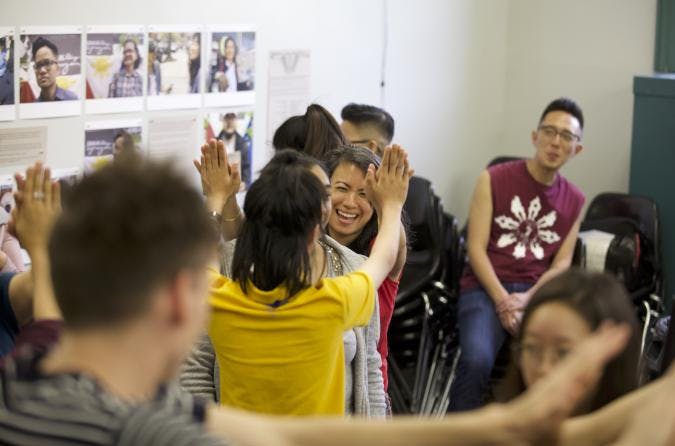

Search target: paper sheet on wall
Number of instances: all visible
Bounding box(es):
[0,126,47,171]
[578,229,616,272]
[267,50,311,149]
[148,116,199,185]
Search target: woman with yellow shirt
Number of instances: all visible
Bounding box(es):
[203,145,410,416]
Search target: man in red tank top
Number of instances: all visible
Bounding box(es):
[449,98,586,411]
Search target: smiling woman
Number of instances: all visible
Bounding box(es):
[325,144,409,393]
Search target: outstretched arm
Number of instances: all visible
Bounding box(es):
[13,162,62,320]
[205,322,630,445]
[358,145,412,289]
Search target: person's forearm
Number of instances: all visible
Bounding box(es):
[270,405,521,446]
[524,262,569,299]
[30,248,61,320]
[220,196,243,241]
[560,378,663,446]
[364,204,402,286]
[467,247,508,304]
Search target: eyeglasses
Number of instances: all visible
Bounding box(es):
[518,341,571,365]
[34,59,57,71]
[538,125,580,145]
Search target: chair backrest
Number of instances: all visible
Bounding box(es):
[584,193,659,252]
[582,192,662,296]
[398,176,446,300]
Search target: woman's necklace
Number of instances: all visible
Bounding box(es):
[318,238,343,277]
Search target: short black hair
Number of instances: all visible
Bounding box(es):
[49,158,217,329]
[539,97,584,131]
[341,103,395,143]
[31,36,58,60]
[232,149,328,299]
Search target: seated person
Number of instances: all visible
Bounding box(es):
[450,97,586,411]
[494,269,641,413]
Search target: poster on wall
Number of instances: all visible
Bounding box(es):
[18,26,82,119]
[204,25,255,108]
[85,25,145,115]
[84,119,142,175]
[146,25,202,111]
[0,126,47,172]
[148,115,199,182]
[203,109,253,188]
[0,28,16,121]
[266,50,310,148]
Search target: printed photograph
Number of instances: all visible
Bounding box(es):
[86,33,145,99]
[204,110,253,188]
[206,31,255,93]
[147,32,201,95]
[84,125,141,174]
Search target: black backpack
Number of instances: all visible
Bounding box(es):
[580,217,651,293]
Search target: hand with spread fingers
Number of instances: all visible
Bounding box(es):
[12,161,62,320]
[365,144,414,215]
[13,162,61,256]
[193,139,241,214]
[505,321,631,444]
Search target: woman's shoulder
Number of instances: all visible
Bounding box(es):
[323,235,367,272]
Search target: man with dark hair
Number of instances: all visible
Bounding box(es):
[340,103,395,157]
[449,97,586,412]
[31,36,78,102]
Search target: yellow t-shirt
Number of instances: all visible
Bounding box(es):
[207,269,375,416]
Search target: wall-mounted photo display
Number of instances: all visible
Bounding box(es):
[18,26,82,119]
[85,25,145,115]
[0,28,16,121]
[84,119,142,175]
[204,109,253,188]
[147,25,202,111]
[204,25,255,108]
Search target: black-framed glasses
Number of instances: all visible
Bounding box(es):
[538,125,580,145]
[34,59,57,71]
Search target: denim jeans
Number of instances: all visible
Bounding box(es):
[448,283,532,412]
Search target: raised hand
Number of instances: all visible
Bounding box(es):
[365,144,413,214]
[13,162,61,256]
[193,139,241,213]
[504,321,630,444]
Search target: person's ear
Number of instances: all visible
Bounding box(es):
[166,271,192,327]
[531,130,538,146]
[573,143,584,156]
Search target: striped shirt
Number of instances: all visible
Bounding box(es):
[0,351,228,445]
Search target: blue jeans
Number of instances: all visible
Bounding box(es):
[448,283,531,412]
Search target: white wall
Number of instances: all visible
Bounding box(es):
[0,0,659,223]
[383,0,510,222]
[0,0,385,179]
[501,0,656,212]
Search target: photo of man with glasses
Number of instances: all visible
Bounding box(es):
[31,36,78,102]
[448,97,586,412]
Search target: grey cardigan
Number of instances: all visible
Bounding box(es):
[179,236,386,417]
